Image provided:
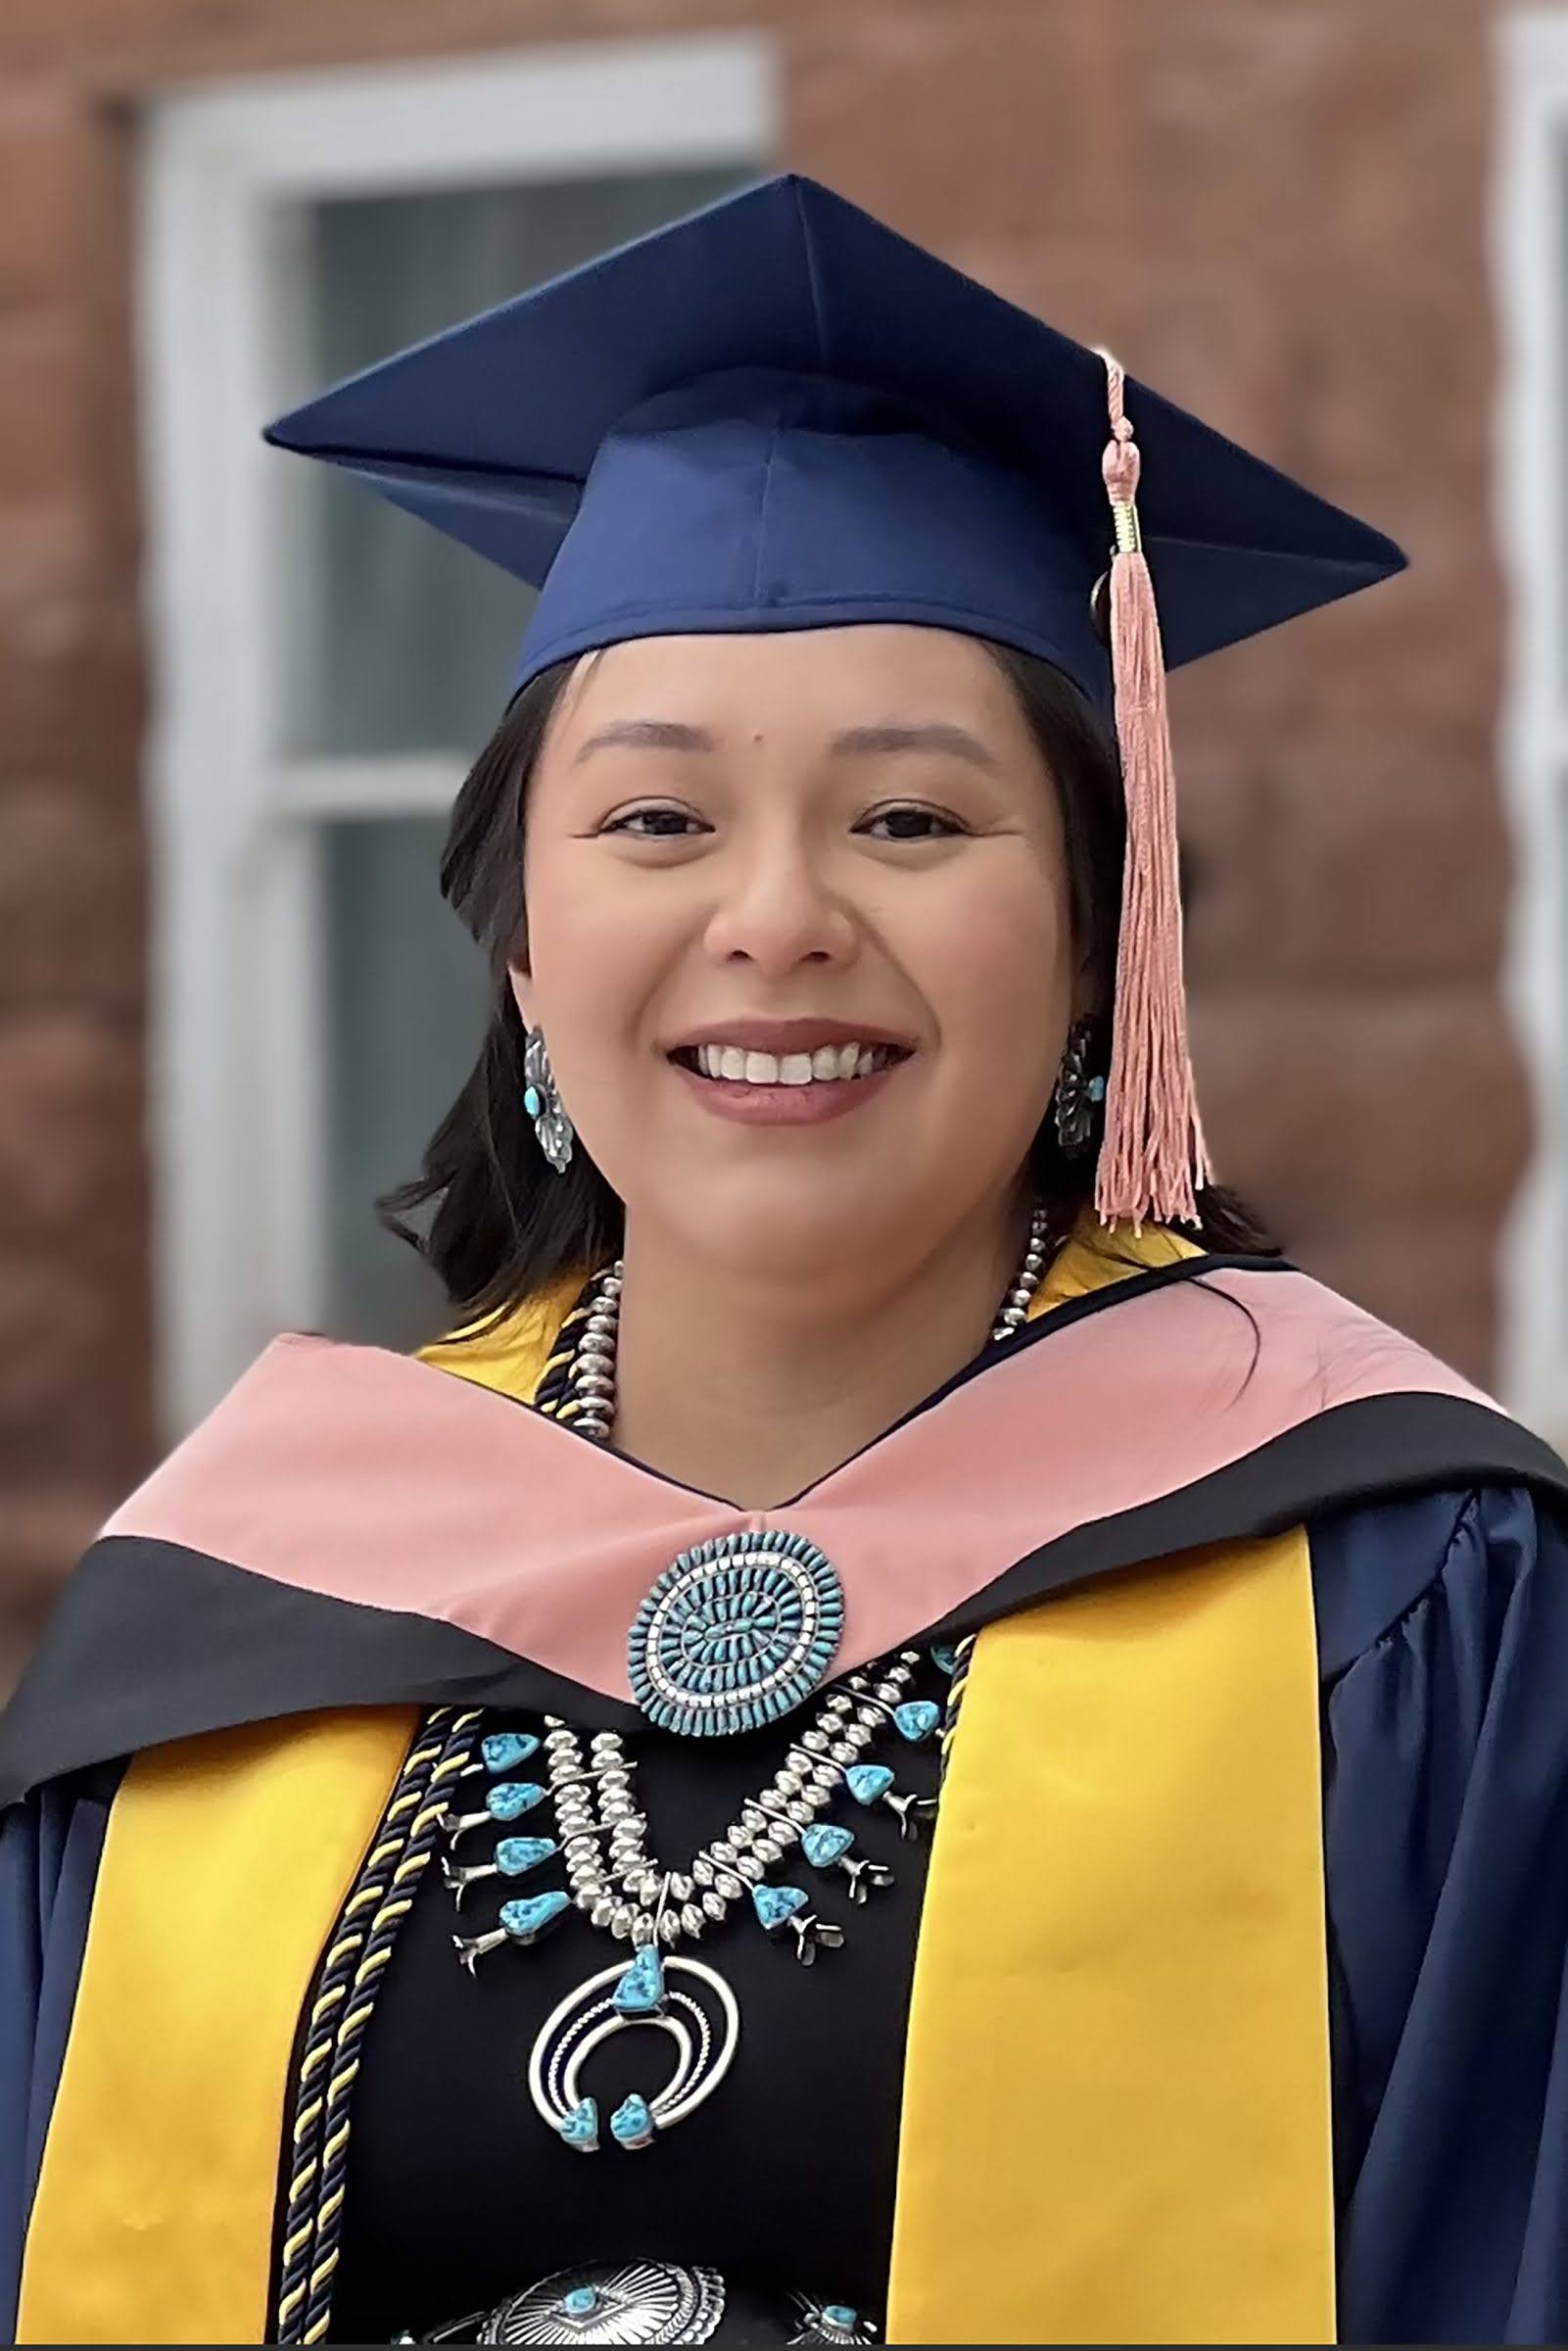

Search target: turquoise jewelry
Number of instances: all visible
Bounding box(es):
[405,2261,880,2343]
[628,1528,844,1738]
[523,1027,575,1174]
[1053,1016,1108,1156]
[574,1202,1053,1730]
[447,1203,1055,2156]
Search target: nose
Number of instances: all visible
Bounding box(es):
[700,830,859,978]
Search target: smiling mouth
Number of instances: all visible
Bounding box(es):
[668,1041,913,1087]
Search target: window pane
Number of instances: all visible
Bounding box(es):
[322,816,488,1349]
[280,166,755,757]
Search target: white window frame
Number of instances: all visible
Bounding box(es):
[136,35,777,1436]
[1497,11,1568,1447]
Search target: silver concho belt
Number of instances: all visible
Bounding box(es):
[403,2260,879,2345]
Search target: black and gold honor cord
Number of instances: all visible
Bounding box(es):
[270,1276,602,2343]
[273,1706,481,2344]
[938,1634,976,1787]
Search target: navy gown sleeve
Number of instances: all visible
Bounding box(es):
[1316,1485,1568,2344]
[0,1762,120,2341]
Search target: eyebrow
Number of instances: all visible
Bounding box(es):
[571,717,1001,773]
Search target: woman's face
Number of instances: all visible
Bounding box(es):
[511,624,1079,1282]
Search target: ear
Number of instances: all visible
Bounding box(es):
[506,959,537,1033]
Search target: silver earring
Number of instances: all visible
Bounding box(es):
[1052,1017,1107,1157]
[522,1027,575,1175]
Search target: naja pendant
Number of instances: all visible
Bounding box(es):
[528,1949,740,2153]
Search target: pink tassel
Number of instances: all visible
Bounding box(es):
[1092,354,1212,1231]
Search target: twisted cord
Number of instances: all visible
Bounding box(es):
[937,1634,976,1788]
[273,1708,480,2343]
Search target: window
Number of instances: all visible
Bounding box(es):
[1497,11,1568,1445]
[138,37,775,1432]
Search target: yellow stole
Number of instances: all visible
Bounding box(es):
[18,1226,1334,2344]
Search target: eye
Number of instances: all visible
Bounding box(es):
[857,801,969,842]
[597,803,711,840]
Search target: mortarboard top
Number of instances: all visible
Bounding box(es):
[261,170,1405,711]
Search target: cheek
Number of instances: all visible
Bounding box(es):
[914,855,1074,1055]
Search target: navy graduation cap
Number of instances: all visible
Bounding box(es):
[263,170,1406,1231]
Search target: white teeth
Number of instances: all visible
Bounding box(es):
[686,1039,901,1084]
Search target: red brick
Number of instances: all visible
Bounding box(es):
[789,1,1130,246]
[1192,989,1529,1236]
[0,785,145,1009]
[0,82,98,314]
[0,1011,144,1246]
[0,590,144,792]
[0,315,97,593]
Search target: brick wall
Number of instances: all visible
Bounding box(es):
[0,0,1523,1676]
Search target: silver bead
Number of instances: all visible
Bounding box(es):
[716,1871,744,1901]
[736,1853,765,1882]
[574,1887,600,1913]
[875,1681,900,1703]
[776,1768,803,1798]
[830,1740,858,1764]
[844,1723,873,1751]
[668,1872,693,1901]
[856,1705,883,1730]
[591,1895,617,1929]
[752,1835,782,1864]
[631,1911,656,1947]
[590,1731,622,1753]
[700,1889,727,1921]
[656,1908,681,1945]
[610,1905,637,1940]
[811,1763,841,1791]
[681,1901,707,1939]
[728,1822,754,1850]
[692,1855,715,1888]
[544,1730,578,1753]
[785,1799,813,1826]
[710,1840,737,1867]
[826,1694,854,1716]
[801,1730,830,1753]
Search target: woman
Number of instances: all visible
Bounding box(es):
[4,173,1567,2348]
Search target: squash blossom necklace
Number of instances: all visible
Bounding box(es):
[443,1206,1053,2157]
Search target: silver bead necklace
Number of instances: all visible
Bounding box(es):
[564,1201,1054,1442]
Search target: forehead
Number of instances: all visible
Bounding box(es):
[548,623,1024,744]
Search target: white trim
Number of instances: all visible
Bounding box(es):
[137,34,776,1433]
[1496,10,1568,1446]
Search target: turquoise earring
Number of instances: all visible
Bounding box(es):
[522,1028,574,1175]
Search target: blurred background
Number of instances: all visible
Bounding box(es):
[1,0,1566,1686]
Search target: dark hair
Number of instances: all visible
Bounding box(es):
[378,641,1278,1328]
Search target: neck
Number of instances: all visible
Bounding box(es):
[608,1200,1036,1510]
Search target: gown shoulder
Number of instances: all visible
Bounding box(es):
[1307,1482,1568,2341]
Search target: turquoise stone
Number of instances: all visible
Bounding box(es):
[823,2308,859,2330]
[499,1890,568,1943]
[845,1762,894,1807]
[481,1729,540,1773]
[561,2286,600,2317]
[612,1945,666,2015]
[610,2091,654,2148]
[801,1823,854,1869]
[496,1835,556,1877]
[487,1780,546,1821]
[557,2097,598,2151]
[929,1643,959,1675]
[523,1084,542,1117]
[1087,1075,1107,1102]
[751,1881,808,1931]
[893,1699,941,1743]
